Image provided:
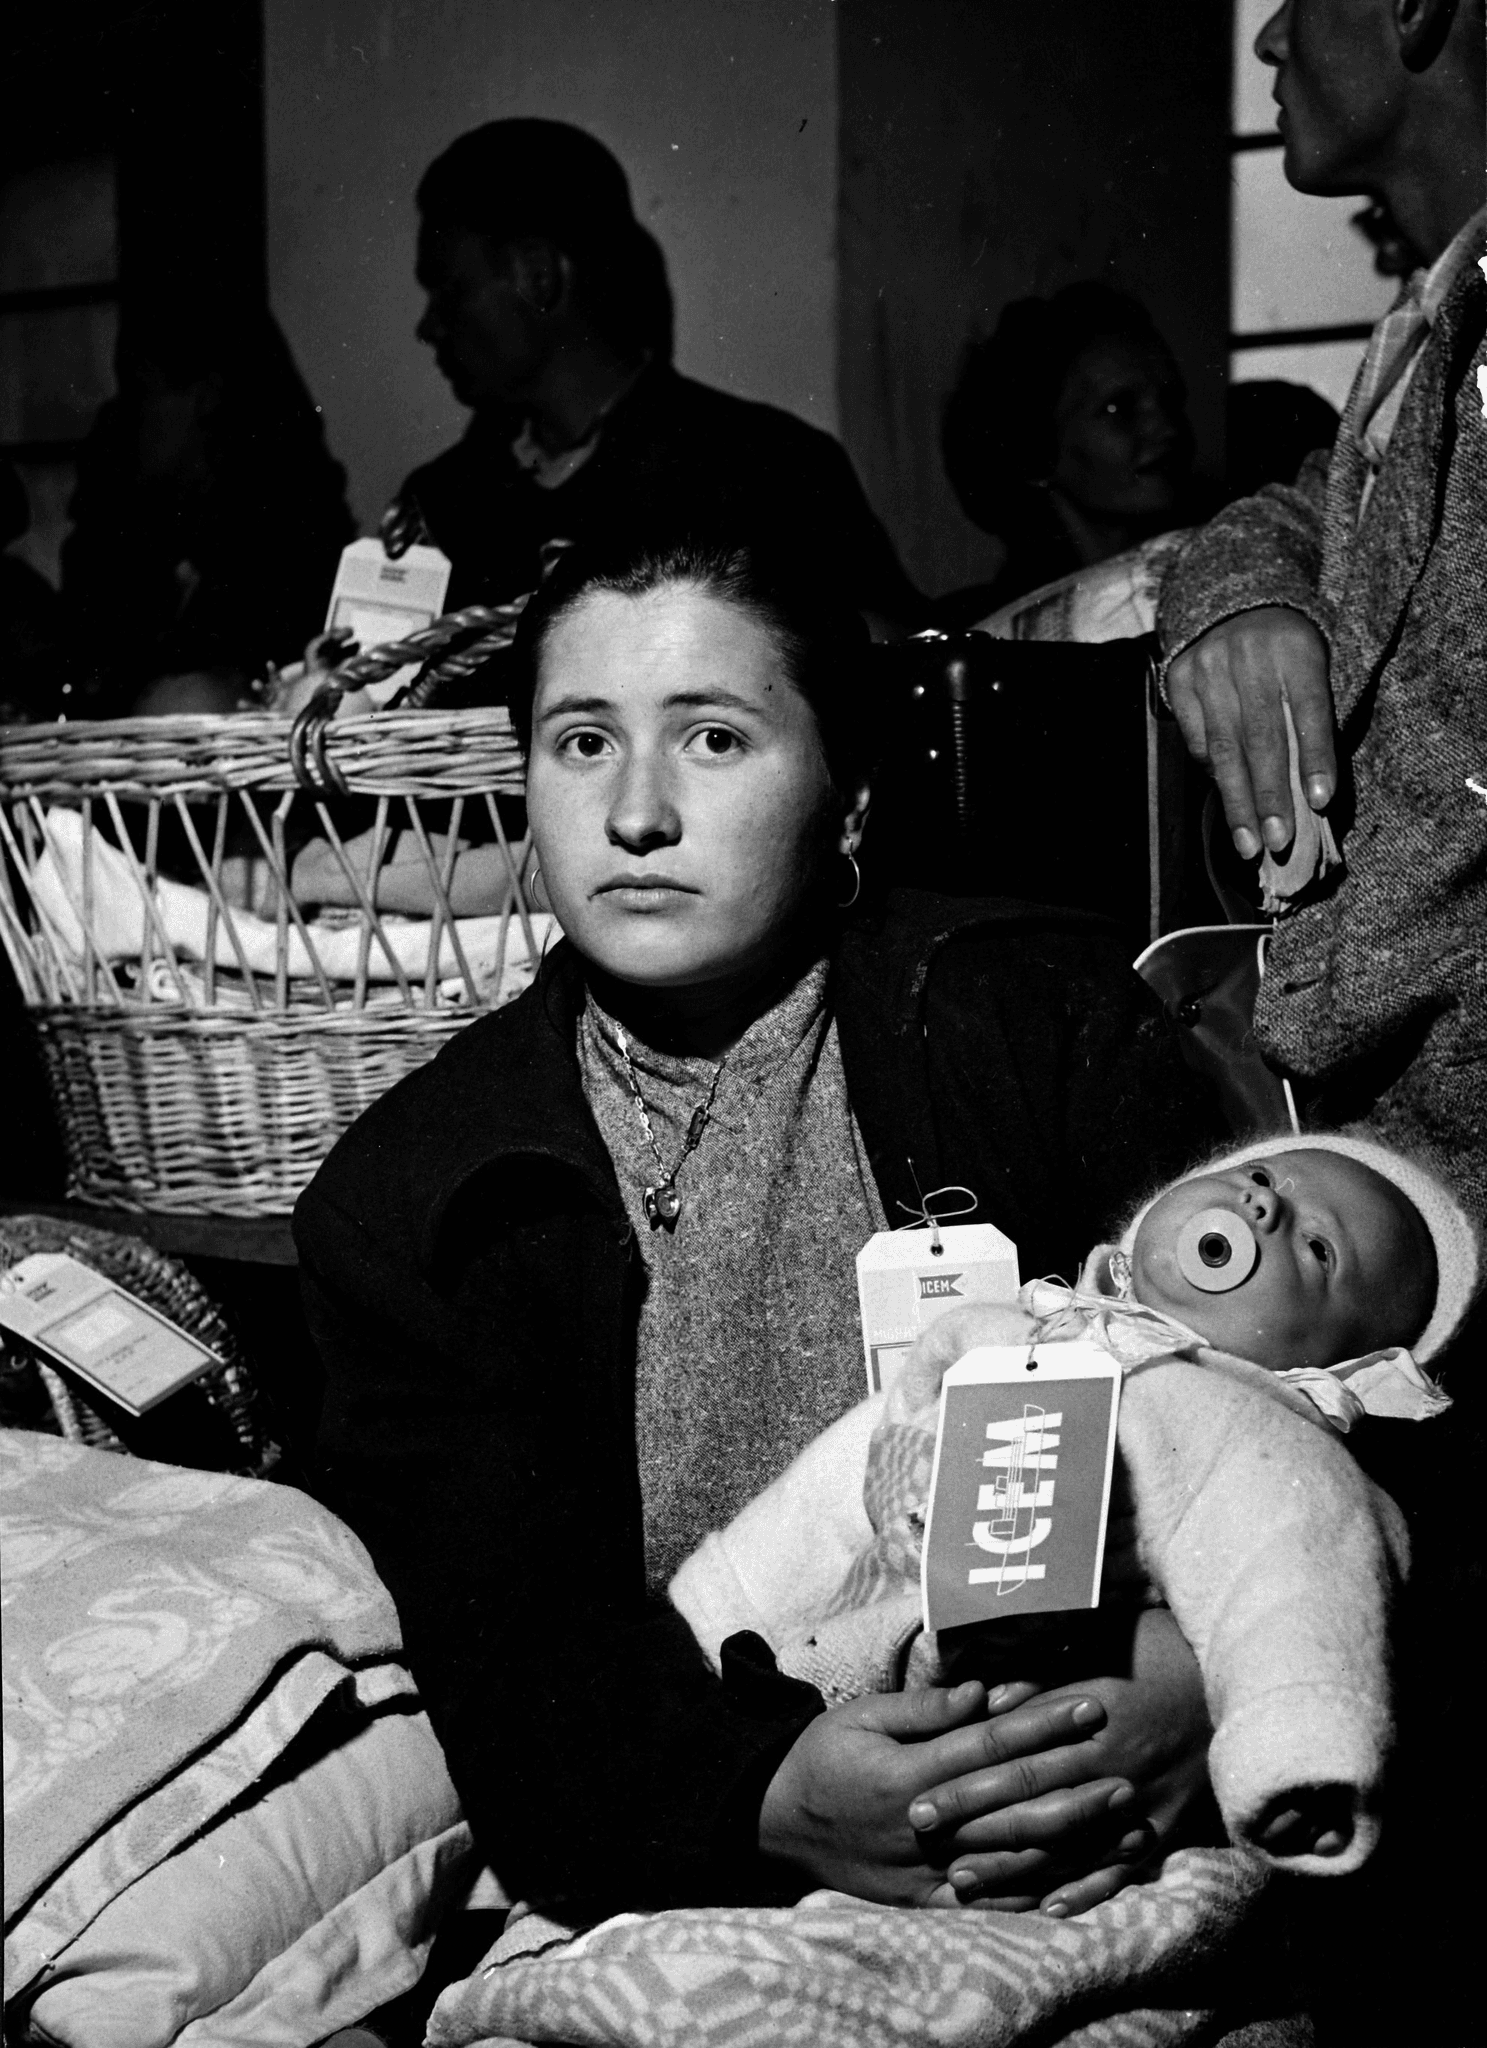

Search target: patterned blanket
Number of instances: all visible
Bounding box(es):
[427,1849,1303,2048]
[1,1427,409,1998]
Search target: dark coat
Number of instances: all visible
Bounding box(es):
[393,361,922,623]
[295,891,1220,1925]
[1157,224,1487,1222]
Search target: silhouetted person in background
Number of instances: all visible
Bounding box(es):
[386,119,920,632]
[938,282,1197,626]
[61,303,354,717]
[0,461,64,723]
[1224,380,1340,500]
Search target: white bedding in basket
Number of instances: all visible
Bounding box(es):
[16,808,556,1004]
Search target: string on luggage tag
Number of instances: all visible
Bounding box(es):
[1258,932,1304,1137]
[1009,1270,1072,1373]
[1282,1077,1302,1135]
[893,1158,977,1257]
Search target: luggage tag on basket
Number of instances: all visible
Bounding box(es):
[324,540,453,703]
[0,1252,221,1416]
[856,1183,1019,1399]
[921,1341,1121,1631]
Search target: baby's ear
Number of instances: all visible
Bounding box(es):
[890,1303,1036,1422]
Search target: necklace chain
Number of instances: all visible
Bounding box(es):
[613,1026,728,1229]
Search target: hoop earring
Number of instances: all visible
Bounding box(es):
[529,861,549,913]
[837,850,861,910]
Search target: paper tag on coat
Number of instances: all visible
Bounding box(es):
[921,1342,1120,1630]
[0,1253,220,1415]
[856,1223,1019,1398]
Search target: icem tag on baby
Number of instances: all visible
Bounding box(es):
[1175,1208,1259,1292]
[922,1342,1122,1629]
[856,1223,1020,1399]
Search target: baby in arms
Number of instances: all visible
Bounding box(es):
[672,1130,1480,1889]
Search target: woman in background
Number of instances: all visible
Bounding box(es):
[939,282,1196,627]
[61,300,353,715]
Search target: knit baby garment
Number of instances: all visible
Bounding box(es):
[671,1260,1425,1878]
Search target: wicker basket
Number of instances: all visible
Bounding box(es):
[0,703,542,1217]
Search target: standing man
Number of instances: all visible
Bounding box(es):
[1158,8,1483,2039]
[1158,0,1485,1212]
[385,119,922,633]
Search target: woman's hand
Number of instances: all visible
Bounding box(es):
[758,1682,1130,1907]
[267,626,367,718]
[913,1608,1213,1914]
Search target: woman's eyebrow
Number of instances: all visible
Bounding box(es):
[535,685,767,727]
[660,688,766,715]
[534,692,617,725]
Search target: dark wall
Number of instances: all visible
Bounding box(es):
[117,1,266,321]
[3,1,265,316]
[838,0,1232,597]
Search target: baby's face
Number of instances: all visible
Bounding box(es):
[1130,1149,1434,1371]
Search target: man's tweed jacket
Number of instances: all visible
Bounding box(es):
[1158,225,1486,1224]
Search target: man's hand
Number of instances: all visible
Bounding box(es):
[758,1684,1130,1907]
[915,1608,1213,1915]
[1166,606,1335,859]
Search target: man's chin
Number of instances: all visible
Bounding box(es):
[434,361,494,410]
[1278,138,1370,201]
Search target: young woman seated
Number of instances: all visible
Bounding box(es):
[294,531,1225,1928]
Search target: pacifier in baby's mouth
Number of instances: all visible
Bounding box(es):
[1175,1208,1259,1292]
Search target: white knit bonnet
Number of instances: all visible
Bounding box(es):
[1120,1129,1481,1364]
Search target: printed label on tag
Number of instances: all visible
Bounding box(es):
[856,1223,1019,1398]
[0,1253,220,1416]
[921,1342,1120,1629]
[324,540,453,702]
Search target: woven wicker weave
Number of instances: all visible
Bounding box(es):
[0,695,539,1217]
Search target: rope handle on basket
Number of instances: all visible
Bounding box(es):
[288,597,530,795]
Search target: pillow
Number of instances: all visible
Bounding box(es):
[18,1700,478,2047]
[2,1425,409,1955]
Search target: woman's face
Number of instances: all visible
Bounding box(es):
[525,581,858,995]
[1049,335,1192,521]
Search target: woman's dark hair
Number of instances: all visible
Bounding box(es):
[113,300,353,522]
[942,281,1175,534]
[508,531,874,796]
[417,119,675,361]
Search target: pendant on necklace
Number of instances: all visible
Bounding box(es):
[644,1182,683,1229]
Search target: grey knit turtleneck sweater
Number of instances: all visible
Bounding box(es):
[577,960,888,1591]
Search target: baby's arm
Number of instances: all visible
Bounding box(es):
[1117,1357,1409,1874]
[671,1305,1038,1665]
[669,1394,884,1666]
